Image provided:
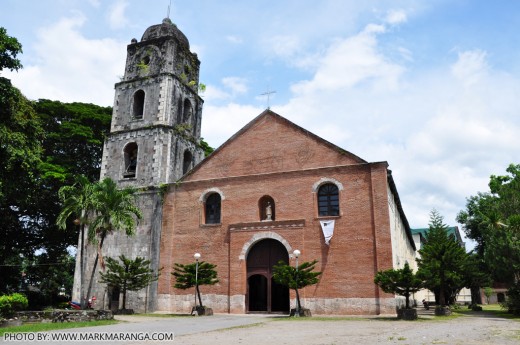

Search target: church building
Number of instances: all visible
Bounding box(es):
[74,18,417,315]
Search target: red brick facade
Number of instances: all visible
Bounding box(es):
[157,110,412,315]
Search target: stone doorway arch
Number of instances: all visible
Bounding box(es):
[246,239,290,313]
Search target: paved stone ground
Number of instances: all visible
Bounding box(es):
[4,310,518,345]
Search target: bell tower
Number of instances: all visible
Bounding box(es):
[100,18,204,188]
[75,18,205,313]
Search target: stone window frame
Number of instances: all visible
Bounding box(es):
[199,188,225,226]
[183,98,192,123]
[131,89,145,120]
[122,142,138,179]
[312,177,344,218]
[182,149,192,175]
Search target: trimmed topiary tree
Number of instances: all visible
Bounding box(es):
[374,262,423,320]
[374,262,423,310]
[99,255,159,312]
[272,259,321,316]
[172,261,219,315]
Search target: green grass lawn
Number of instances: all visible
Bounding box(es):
[0,320,118,336]
[480,304,519,320]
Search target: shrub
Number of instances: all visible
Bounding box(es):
[470,304,482,311]
[503,282,520,315]
[0,293,29,318]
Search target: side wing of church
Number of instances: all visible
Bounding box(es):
[74,18,416,315]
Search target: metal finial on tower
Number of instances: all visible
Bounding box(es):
[167,0,172,18]
[260,87,276,110]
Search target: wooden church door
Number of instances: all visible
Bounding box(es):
[246,239,290,313]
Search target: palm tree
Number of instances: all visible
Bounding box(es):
[56,175,97,309]
[84,177,143,307]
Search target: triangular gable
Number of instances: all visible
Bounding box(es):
[183,109,367,181]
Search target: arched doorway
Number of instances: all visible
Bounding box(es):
[246,239,289,313]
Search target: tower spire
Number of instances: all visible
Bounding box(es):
[167,0,172,19]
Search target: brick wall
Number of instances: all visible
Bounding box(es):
[157,111,402,315]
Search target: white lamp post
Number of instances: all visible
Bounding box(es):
[293,249,301,316]
[194,253,201,311]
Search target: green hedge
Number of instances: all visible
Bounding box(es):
[0,293,29,319]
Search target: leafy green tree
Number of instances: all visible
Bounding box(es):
[0,27,23,72]
[23,252,75,309]
[374,262,423,309]
[417,210,468,307]
[0,28,45,294]
[458,164,520,284]
[172,261,219,309]
[99,255,159,310]
[483,287,493,304]
[34,100,112,183]
[0,29,112,301]
[272,259,321,314]
[84,177,143,307]
[462,253,491,305]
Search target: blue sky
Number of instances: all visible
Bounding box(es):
[2,0,520,247]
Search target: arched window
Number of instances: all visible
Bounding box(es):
[205,193,221,224]
[259,195,275,221]
[183,150,192,175]
[183,98,192,123]
[132,90,145,119]
[123,142,138,178]
[318,183,339,216]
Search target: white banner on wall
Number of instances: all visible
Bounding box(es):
[320,220,335,245]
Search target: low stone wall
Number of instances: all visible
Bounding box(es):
[14,310,113,324]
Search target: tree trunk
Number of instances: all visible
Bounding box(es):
[439,286,446,306]
[85,234,105,309]
[122,287,127,310]
[294,288,301,314]
[405,293,410,309]
[79,223,86,309]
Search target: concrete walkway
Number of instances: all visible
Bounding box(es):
[4,311,519,345]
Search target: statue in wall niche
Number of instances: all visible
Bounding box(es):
[265,202,272,221]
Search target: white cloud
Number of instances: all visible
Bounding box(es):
[385,9,408,25]
[203,85,230,102]
[451,49,488,86]
[226,35,243,44]
[268,35,302,60]
[6,13,125,105]
[398,46,413,62]
[222,77,248,95]
[108,0,129,30]
[201,103,263,146]
[203,77,249,102]
[291,25,404,94]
